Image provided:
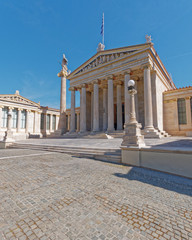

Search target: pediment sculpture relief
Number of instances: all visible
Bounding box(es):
[0,95,39,106]
[75,50,136,75]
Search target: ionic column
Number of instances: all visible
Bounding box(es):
[7,108,13,131]
[50,114,53,132]
[144,65,154,130]
[0,106,2,132]
[116,81,122,130]
[70,87,76,133]
[186,97,192,127]
[67,115,70,131]
[57,54,68,134]
[17,108,22,132]
[91,91,94,130]
[77,113,80,132]
[25,110,30,133]
[107,76,114,132]
[93,80,99,132]
[80,84,87,133]
[124,71,131,125]
[103,86,108,131]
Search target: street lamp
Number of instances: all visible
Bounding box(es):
[121,79,145,147]
[127,80,137,124]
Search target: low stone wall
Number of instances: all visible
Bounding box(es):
[121,147,192,179]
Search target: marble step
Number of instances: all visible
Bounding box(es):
[8,143,121,163]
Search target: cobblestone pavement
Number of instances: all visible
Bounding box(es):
[0,149,192,240]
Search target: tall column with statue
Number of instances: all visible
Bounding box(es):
[57,54,70,134]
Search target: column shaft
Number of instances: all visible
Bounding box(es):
[0,107,2,132]
[25,110,30,133]
[107,78,114,132]
[124,73,130,124]
[80,86,86,132]
[70,89,76,132]
[77,113,80,132]
[50,114,53,132]
[144,66,154,129]
[93,82,99,132]
[117,84,122,130]
[103,88,107,131]
[17,109,21,132]
[7,108,12,131]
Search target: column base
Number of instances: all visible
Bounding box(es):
[143,127,163,139]
[106,128,115,134]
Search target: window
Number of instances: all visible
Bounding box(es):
[21,110,26,128]
[46,114,50,130]
[2,107,8,128]
[52,115,56,130]
[40,113,44,130]
[12,109,18,128]
[177,98,187,124]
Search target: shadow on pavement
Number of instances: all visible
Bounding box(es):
[114,166,192,197]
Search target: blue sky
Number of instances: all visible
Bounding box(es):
[0,0,192,109]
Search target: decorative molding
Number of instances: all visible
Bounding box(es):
[74,50,137,76]
[0,95,40,106]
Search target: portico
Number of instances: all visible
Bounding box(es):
[65,41,175,137]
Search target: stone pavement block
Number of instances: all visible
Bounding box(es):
[0,149,192,239]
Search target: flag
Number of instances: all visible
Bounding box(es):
[100,13,104,36]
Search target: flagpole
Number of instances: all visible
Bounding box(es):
[103,13,104,45]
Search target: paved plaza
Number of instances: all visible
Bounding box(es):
[0,148,192,240]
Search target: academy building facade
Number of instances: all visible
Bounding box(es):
[61,41,184,138]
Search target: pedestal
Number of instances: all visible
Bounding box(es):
[121,122,145,148]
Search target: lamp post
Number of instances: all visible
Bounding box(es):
[121,80,145,148]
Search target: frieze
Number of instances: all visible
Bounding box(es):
[75,50,136,75]
[0,95,40,106]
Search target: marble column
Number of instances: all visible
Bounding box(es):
[144,65,154,130]
[70,87,76,133]
[17,108,21,133]
[0,106,2,132]
[93,80,99,132]
[25,110,30,133]
[103,86,108,131]
[80,84,87,133]
[77,113,80,132]
[124,71,130,125]
[57,59,68,134]
[186,97,192,127]
[91,91,94,130]
[68,115,70,131]
[107,76,114,132]
[50,114,53,132]
[116,82,122,130]
[7,108,13,131]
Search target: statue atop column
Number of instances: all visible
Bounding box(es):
[57,54,69,135]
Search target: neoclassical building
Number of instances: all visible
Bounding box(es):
[59,41,177,138]
[0,91,60,140]
[164,86,192,136]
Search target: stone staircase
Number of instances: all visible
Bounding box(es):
[142,128,170,139]
[8,143,121,163]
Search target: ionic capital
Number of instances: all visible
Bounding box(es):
[8,106,14,110]
[69,87,76,91]
[57,70,68,78]
[115,80,123,86]
[107,74,114,80]
[124,69,132,75]
[93,79,100,85]
[141,63,152,70]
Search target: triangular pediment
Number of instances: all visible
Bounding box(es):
[68,43,151,78]
[0,94,40,107]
